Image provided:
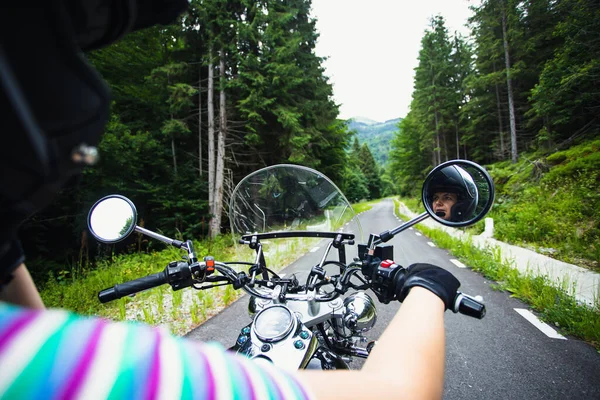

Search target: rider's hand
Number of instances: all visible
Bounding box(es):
[394,263,460,310]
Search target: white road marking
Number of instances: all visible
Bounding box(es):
[427,242,436,247]
[514,308,567,340]
[310,247,320,253]
[278,273,286,277]
[409,227,414,230]
[450,259,467,269]
[415,232,422,237]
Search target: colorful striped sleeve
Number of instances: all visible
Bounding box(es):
[0,303,313,400]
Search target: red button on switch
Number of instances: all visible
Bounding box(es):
[380,259,394,268]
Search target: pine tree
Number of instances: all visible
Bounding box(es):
[411,16,455,166]
[358,144,382,199]
[449,34,474,159]
[530,0,600,146]
[388,112,430,196]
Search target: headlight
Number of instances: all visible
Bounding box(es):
[253,305,295,342]
[343,292,377,332]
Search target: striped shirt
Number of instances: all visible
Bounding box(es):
[0,303,312,400]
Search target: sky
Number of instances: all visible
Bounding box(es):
[310,0,476,122]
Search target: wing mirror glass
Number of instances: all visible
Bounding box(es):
[88,195,137,243]
[422,160,495,227]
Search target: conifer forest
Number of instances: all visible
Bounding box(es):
[21,0,600,277]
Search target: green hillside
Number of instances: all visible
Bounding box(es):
[398,138,600,270]
[347,117,401,166]
[484,139,600,270]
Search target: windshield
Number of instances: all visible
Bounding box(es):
[229,164,362,241]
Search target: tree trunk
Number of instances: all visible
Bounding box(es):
[198,64,203,177]
[168,72,177,176]
[171,137,177,175]
[493,61,505,158]
[207,49,215,227]
[433,101,441,165]
[210,50,227,238]
[431,72,441,165]
[455,121,460,159]
[436,131,441,165]
[502,4,518,163]
[442,128,448,162]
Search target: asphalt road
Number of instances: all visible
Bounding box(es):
[188,199,600,399]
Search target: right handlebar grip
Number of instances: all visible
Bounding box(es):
[98,271,168,303]
[454,292,486,319]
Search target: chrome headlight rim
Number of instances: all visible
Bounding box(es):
[253,305,296,343]
[343,291,377,333]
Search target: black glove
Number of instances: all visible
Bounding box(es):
[394,263,460,310]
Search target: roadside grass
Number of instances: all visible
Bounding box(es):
[41,235,246,335]
[397,196,422,214]
[352,199,378,214]
[393,198,600,349]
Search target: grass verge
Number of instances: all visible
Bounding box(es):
[352,199,378,214]
[41,235,246,335]
[393,198,600,349]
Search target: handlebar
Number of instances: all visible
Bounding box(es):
[97,258,337,304]
[98,271,168,303]
[97,256,486,319]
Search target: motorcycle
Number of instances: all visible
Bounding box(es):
[87,160,495,371]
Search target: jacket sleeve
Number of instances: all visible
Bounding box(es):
[0,239,25,287]
[0,303,313,400]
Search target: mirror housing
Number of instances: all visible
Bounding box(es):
[87,195,137,243]
[422,160,494,227]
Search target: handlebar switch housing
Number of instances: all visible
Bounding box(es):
[203,256,215,275]
[167,261,192,290]
[370,260,404,304]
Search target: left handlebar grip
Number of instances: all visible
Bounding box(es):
[98,271,168,303]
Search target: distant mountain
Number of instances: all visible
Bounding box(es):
[347,117,402,166]
[349,116,379,125]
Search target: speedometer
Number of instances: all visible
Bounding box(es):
[253,305,295,342]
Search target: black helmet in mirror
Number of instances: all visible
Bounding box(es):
[422,160,494,227]
[88,195,138,243]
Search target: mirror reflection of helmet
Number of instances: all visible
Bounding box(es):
[427,165,478,222]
